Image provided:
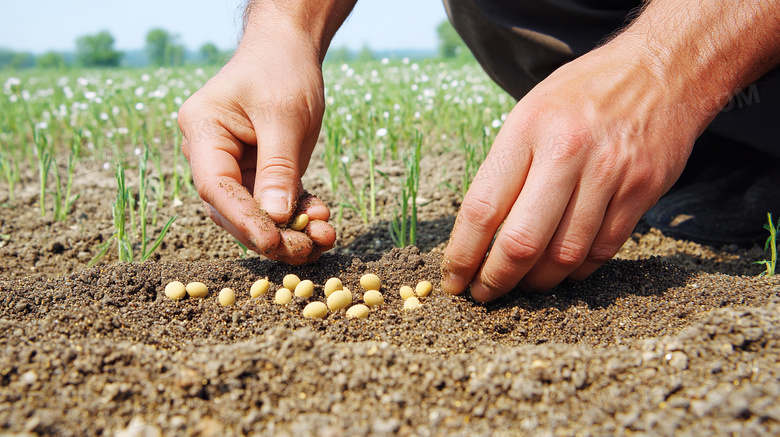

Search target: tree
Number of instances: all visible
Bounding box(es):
[76,30,122,67]
[145,28,185,67]
[436,20,468,59]
[199,42,220,65]
[37,51,67,69]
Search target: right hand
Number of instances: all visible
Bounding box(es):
[178,26,335,264]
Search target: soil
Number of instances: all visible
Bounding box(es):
[1,143,779,436]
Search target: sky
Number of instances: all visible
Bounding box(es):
[0,0,448,53]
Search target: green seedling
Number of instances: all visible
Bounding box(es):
[756,212,778,276]
[389,131,422,247]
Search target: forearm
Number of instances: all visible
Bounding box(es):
[242,0,357,62]
[615,0,780,126]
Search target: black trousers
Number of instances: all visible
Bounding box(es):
[444,0,780,157]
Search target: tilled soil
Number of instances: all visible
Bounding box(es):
[1,146,779,436]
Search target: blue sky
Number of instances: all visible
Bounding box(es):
[0,0,448,53]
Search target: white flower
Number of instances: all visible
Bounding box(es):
[340,155,349,164]
[195,68,204,76]
[364,92,372,102]
[141,74,150,82]
[411,84,418,91]
[36,121,48,130]
[346,68,355,77]
[381,58,389,65]
[411,63,419,71]
[345,113,353,122]
[135,102,145,111]
[340,64,349,71]
[376,128,388,137]
[105,79,113,85]
[63,86,74,99]
[393,103,401,111]
[102,162,110,170]
[100,112,109,121]
[112,106,120,116]
[134,147,142,156]
[402,57,410,64]
[170,111,178,119]
[77,77,88,86]
[4,77,21,92]
[414,111,421,119]
[117,127,129,135]
[491,119,501,128]
[8,94,17,103]
[383,111,389,119]
[134,87,144,97]
[84,91,97,100]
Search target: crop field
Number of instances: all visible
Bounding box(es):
[2,60,780,436]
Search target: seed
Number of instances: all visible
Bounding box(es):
[290,213,309,231]
[164,281,186,300]
[324,277,343,297]
[219,288,236,306]
[275,288,292,305]
[283,274,301,291]
[399,285,415,301]
[404,296,422,310]
[327,289,352,311]
[295,280,314,298]
[360,273,381,291]
[250,278,270,298]
[302,301,328,319]
[415,281,433,297]
[346,304,370,319]
[363,289,384,307]
[186,282,208,299]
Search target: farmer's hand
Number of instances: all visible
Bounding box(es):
[178,17,335,264]
[442,0,780,300]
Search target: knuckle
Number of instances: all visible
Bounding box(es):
[259,155,299,178]
[587,243,620,264]
[495,224,545,265]
[458,195,501,233]
[547,238,589,269]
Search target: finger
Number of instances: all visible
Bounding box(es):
[252,101,322,224]
[181,115,281,255]
[265,229,313,264]
[521,181,611,290]
[469,155,581,302]
[297,193,331,221]
[441,136,533,295]
[305,219,336,247]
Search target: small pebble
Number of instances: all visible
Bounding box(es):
[250,278,270,298]
[185,282,208,299]
[295,280,315,298]
[283,274,301,291]
[415,281,433,297]
[360,273,381,291]
[303,301,328,318]
[404,297,422,310]
[399,285,415,301]
[346,304,370,318]
[275,288,292,305]
[164,281,186,300]
[324,277,343,297]
[290,214,309,231]
[327,289,352,311]
[219,288,236,306]
[363,289,384,307]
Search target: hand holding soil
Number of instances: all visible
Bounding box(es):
[177,24,335,264]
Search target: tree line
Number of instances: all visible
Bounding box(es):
[0,28,230,70]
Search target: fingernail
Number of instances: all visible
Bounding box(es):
[441,272,467,295]
[469,281,491,302]
[260,189,291,216]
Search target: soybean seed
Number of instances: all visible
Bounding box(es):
[360,273,381,291]
[164,281,186,300]
[186,282,208,299]
[327,289,352,312]
[346,304,370,319]
[363,289,384,307]
[290,213,309,231]
[250,278,271,298]
[324,277,343,297]
[399,285,415,301]
[303,301,328,319]
[415,281,433,298]
[219,288,236,306]
[283,274,301,291]
[275,288,292,305]
[295,280,315,298]
[404,296,422,310]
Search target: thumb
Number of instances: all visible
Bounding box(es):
[253,124,308,224]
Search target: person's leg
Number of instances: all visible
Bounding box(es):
[444,0,780,247]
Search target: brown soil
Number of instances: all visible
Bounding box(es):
[1,144,779,436]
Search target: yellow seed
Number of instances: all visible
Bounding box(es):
[346,304,370,319]
[275,288,292,305]
[399,285,415,301]
[219,288,236,306]
[295,280,315,298]
[324,277,343,297]
[185,282,208,299]
[363,289,384,307]
[164,281,186,300]
[290,213,309,231]
[283,274,301,291]
[327,289,352,312]
[360,273,381,291]
[415,281,433,297]
[302,301,328,319]
[250,278,271,298]
[404,296,422,310]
